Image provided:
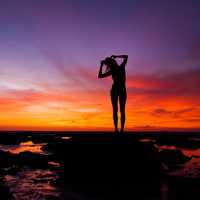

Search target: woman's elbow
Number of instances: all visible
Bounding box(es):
[124,55,128,62]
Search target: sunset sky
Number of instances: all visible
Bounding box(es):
[0,0,200,131]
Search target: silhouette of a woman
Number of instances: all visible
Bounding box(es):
[98,55,128,133]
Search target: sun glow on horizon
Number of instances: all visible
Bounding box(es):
[0,70,200,131]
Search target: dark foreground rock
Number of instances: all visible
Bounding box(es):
[1,132,199,200]
[59,183,161,200]
[0,180,13,199]
[156,134,200,149]
[0,150,16,168]
[0,133,29,145]
[160,149,191,170]
[17,151,51,169]
[0,150,51,172]
[44,134,162,182]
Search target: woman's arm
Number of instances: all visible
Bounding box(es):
[98,60,112,78]
[111,55,128,67]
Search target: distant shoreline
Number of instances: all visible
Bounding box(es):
[0,130,200,137]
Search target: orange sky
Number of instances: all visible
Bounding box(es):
[0,69,200,131]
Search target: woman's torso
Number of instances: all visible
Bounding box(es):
[111,65,126,90]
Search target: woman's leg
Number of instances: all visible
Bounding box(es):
[119,89,127,133]
[111,90,118,132]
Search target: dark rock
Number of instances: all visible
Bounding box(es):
[0,133,29,145]
[45,134,162,182]
[156,135,200,149]
[0,180,13,199]
[0,150,16,168]
[31,134,58,144]
[0,166,20,176]
[160,149,191,170]
[61,183,161,200]
[165,177,200,200]
[16,151,50,169]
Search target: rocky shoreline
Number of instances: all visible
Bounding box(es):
[0,132,200,199]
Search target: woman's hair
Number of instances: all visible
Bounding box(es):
[104,57,118,72]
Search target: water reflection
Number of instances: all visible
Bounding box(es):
[0,140,47,155]
[155,145,176,151]
[157,144,200,178]
[156,145,200,157]
[170,158,199,178]
[48,161,61,167]
[4,167,60,200]
[61,136,72,140]
[182,149,200,158]
[21,141,34,145]
[139,138,156,143]
[0,140,61,199]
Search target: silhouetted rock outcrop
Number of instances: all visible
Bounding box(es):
[0,150,51,171]
[160,149,191,170]
[44,134,162,182]
[0,133,29,145]
[156,135,200,149]
[0,181,13,199]
[0,150,16,168]
[17,151,50,169]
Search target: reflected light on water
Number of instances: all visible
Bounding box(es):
[48,161,61,167]
[10,141,46,154]
[20,141,34,145]
[156,145,200,157]
[61,136,72,140]
[169,157,200,178]
[156,145,176,151]
[4,168,60,200]
[182,149,200,158]
[0,140,47,155]
[157,144,200,178]
[139,138,156,143]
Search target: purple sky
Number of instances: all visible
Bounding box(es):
[1,0,199,73]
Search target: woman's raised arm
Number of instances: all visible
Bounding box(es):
[98,60,112,78]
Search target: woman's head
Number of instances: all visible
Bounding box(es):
[104,57,118,71]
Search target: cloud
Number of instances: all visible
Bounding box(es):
[185,118,200,123]
[39,49,109,93]
[127,68,200,99]
[173,108,194,117]
[185,36,200,63]
[151,108,172,116]
[151,108,194,118]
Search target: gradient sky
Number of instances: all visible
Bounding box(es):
[0,0,200,131]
